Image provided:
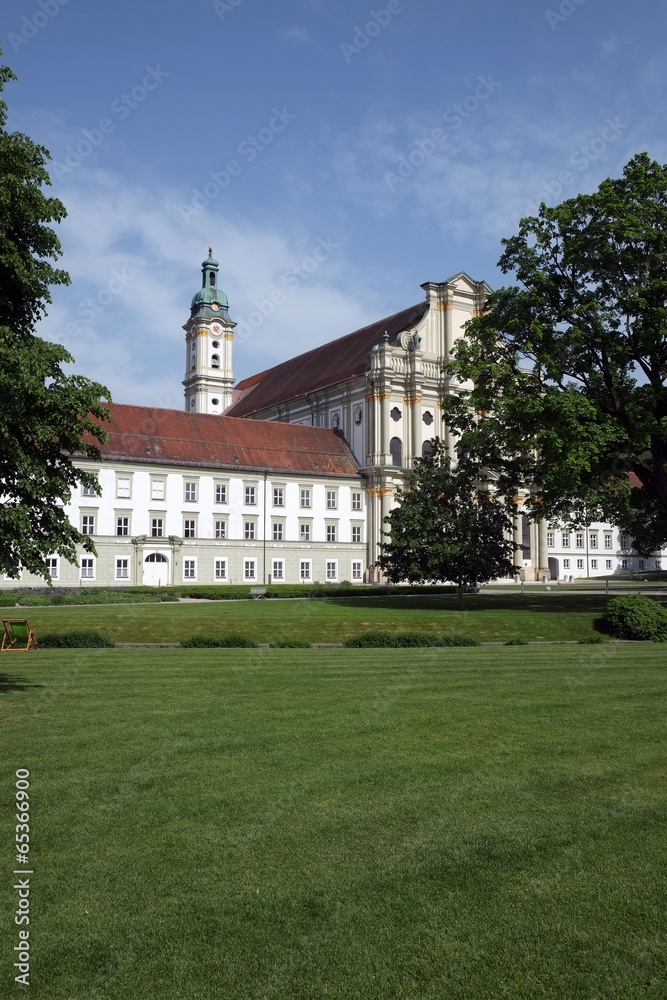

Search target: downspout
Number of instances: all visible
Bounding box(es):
[263,471,267,584]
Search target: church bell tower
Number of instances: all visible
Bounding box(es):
[183,248,236,414]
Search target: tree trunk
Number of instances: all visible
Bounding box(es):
[458,581,464,610]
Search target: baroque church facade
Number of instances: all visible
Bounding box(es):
[2,251,662,589]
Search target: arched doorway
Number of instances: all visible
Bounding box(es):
[548,557,559,581]
[143,552,169,587]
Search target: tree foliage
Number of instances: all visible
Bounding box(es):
[0,52,110,582]
[378,438,517,608]
[442,153,667,555]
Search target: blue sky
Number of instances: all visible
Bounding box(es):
[3,0,666,407]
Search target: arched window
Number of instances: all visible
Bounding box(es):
[390,437,402,467]
[145,553,168,563]
[209,272,215,286]
[422,440,433,459]
[211,354,220,368]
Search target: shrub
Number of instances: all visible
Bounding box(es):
[270,640,311,648]
[603,594,667,642]
[345,631,481,648]
[15,594,52,606]
[578,635,606,644]
[38,631,115,648]
[504,637,529,645]
[345,631,433,648]
[180,635,257,648]
[433,634,481,647]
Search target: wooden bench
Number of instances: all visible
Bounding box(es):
[250,587,267,599]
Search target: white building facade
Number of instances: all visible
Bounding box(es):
[2,254,662,589]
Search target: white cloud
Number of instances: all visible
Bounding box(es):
[36,166,381,407]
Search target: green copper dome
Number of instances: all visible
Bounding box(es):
[190,250,231,320]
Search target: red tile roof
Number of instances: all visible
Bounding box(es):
[89,404,360,477]
[226,301,429,417]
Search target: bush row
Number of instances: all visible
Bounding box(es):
[344,631,481,648]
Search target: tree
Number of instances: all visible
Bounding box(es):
[377,438,517,608]
[441,153,667,556]
[0,53,110,582]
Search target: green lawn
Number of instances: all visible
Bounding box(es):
[1,646,666,998]
[17,592,615,644]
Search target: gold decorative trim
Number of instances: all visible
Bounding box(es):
[364,391,392,401]
[473,309,487,317]
[366,487,394,496]
[224,333,234,340]
[438,301,453,311]
[404,395,422,404]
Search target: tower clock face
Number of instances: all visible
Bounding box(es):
[210,323,222,336]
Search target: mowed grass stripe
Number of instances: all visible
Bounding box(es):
[1,646,666,998]
[18,591,611,643]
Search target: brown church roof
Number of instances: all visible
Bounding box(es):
[226,301,429,417]
[90,404,359,477]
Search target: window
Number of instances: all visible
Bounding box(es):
[272,560,284,581]
[621,558,628,569]
[352,526,362,544]
[563,559,570,569]
[273,521,284,541]
[351,492,362,511]
[352,560,362,581]
[577,558,584,569]
[326,490,337,510]
[116,559,129,579]
[591,559,598,569]
[151,480,165,501]
[215,520,226,539]
[151,517,164,538]
[185,481,197,502]
[390,436,402,467]
[184,519,196,538]
[589,533,598,549]
[621,534,629,549]
[300,560,311,581]
[45,557,58,579]
[546,532,554,547]
[244,521,256,540]
[116,516,129,537]
[300,523,311,542]
[215,483,227,504]
[300,488,311,509]
[273,487,284,507]
[422,440,434,459]
[211,354,220,368]
[326,524,337,543]
[116,477,131,499]
[562,533,570,548]
[606,560,613,570]
[326,561,337,581]
[245,485,256,506]
[639,559,645,571]
[183,559,196,580]
[214,559,227,581]
[80,558,94,579]
[82,515,95,536]
[244,560,256,581]
[575,533,584,548]
[604,534,612,549]
[82,482,97,497]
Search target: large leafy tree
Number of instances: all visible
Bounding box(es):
[0,54,110,582]
[442,153,667,555]
[378,438,517,608]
